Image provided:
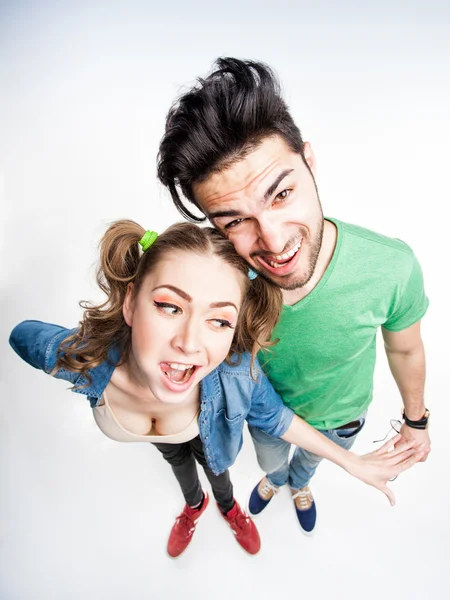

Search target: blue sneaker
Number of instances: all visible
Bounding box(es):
[248,477,280,516]
[291,486,316,534]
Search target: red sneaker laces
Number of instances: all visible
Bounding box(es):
[175,511,196,536]
[228,509,250,533]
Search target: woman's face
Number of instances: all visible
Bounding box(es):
[123,249,244,404]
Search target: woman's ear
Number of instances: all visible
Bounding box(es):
[123,283,135,326]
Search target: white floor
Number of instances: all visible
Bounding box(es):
[1,330,448,600]
[2,2,449,598]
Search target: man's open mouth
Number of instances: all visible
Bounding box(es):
[257,239,302,270]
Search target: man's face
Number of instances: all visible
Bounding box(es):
[193,136,324,290]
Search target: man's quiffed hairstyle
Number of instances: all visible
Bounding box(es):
[157,57,305,222]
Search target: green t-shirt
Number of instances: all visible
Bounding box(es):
[259,218,429,430]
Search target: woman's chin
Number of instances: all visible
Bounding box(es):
[156,391,192,405]
[152,376,197,405]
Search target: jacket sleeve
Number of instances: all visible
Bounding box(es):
[246,362,295,438]
[9,320,80,384]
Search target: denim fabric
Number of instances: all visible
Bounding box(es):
[10,320,295,476]
[248,413,367,490]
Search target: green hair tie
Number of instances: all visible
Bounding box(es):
[139,230,158,252]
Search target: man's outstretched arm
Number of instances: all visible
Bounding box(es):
[382,320,430,461]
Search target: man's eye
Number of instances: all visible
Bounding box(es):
[275,189,291,202]
[224,218,247,230]
[154,301,182,316]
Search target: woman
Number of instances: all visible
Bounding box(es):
[9,220,422,558]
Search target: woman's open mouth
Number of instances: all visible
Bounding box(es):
[159,362,200,392]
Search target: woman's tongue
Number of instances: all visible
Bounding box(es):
[163,364,193,383]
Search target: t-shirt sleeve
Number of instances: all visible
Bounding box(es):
[383,252,429,331]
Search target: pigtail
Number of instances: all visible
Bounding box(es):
[233,274,282,369]
[56,220,146,377]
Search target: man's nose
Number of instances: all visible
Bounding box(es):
[256,215,286,255]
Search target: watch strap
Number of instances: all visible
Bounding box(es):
[403,408,430,430]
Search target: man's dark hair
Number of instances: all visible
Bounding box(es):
[157,57,305,222]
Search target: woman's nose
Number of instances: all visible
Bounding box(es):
[172,318,202,356]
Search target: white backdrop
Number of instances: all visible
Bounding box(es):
[1,2,449,599]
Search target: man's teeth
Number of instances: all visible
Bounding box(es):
[267,241,301,267]
[168,363,194,371]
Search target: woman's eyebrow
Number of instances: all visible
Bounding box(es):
[152,286,238,312]
[210,301,238,311]
[152,285,191,301]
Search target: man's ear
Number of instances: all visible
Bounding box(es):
[303,142,317,176]
[123,283,135,327]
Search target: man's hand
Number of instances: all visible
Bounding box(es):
[398,423,431,462]
[351,434,426,505]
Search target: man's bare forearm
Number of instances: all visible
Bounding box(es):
[385,342,426,419]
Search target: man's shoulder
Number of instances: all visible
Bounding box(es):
[332,217,414,256]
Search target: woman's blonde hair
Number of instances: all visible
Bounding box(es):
[57,220,282,378]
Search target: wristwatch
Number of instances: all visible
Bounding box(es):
[403,408,430,430]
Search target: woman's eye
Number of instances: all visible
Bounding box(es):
[154,301,182,316]
[209,319,234,329]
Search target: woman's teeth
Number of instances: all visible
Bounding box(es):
[267,240,301,268]
[169,363,193,371]
[163,363,195,384]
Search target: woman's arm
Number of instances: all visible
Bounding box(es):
[9,320,79,381]
[282,415,424,505]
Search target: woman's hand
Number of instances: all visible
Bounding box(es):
[348,434,425,506]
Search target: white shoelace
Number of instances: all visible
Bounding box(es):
[259,480,279,499]
[291,487,313,510]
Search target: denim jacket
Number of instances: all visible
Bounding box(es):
[9,321,294,475]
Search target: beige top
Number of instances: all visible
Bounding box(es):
[92,389,200,444]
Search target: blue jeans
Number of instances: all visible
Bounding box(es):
[248,414,366,490]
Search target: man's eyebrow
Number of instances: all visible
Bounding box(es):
[264,169,294,200]
[152,285,191,301]
[208,209,241,221]
[208,168,295,221]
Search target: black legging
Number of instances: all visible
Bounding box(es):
[153,435,235,513]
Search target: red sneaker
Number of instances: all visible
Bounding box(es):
[167,492,209,558]
[219,500,261,555]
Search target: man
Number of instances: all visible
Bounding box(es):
[157,57,430,534]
